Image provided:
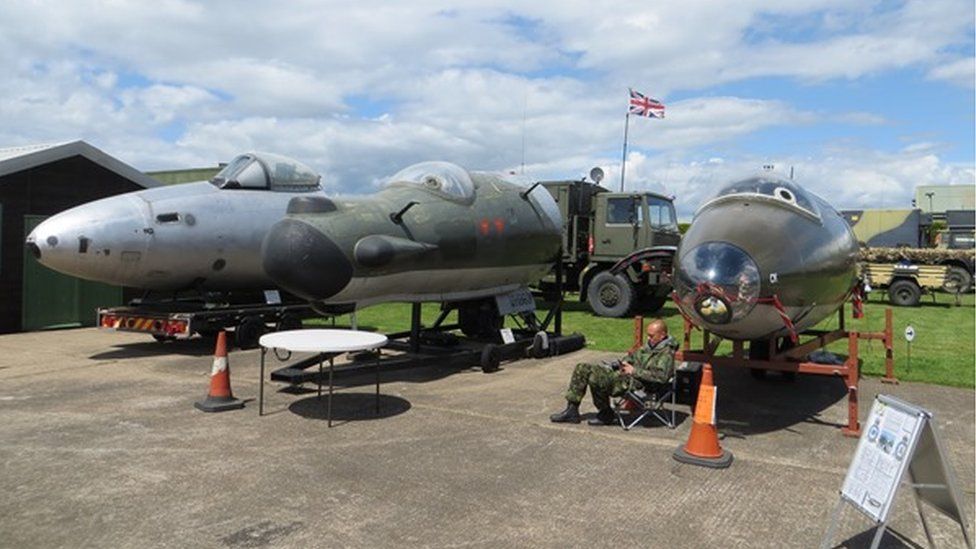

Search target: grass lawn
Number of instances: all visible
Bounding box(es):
[310,291,975,389]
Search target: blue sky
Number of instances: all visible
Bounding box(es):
[0,0,972,217]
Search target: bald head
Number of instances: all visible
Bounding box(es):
[646,319,668,345]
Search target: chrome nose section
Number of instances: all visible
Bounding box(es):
[25,195,149,283]
[261,219,353,300]
[674,241,761,326]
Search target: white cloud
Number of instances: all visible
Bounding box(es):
[616,146,975,220]
[927,57,976,88]
[0,0,971,211]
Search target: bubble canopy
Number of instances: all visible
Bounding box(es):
[389,161,475,201]
[211,152,321,190]
[700,176,819,220]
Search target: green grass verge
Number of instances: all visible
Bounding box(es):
[309,292,975,389]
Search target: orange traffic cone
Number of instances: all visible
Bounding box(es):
[195,331,245,413]
[673,363,733,468]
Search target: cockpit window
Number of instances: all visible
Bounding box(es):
[704,176,819,219]
[389,161,475,201]
[211,152,321,191]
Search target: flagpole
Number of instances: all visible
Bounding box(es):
[620,111,630,192]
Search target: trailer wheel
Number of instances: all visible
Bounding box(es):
[458,300,502,339]
[888,279,921,307]
[480,344,501,373]
[530,331,549,359]
[276,313,303,332]
[943,266,972,294]
[587,271,636,318]
[152,334,176,343]
[235,316,265,349]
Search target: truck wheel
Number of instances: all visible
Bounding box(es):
[587,272,636,318]
[943,266,972,294]
[888,280,921,307]
[235,316,265,349]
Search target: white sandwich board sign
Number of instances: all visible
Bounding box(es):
[822,394,973,549]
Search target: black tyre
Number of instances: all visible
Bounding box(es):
[458,300,503,339]
[152,334,176,343]
[587,271,636,318]
[888,279,921,307]
[943,266,973,294]
[276,313,303,332]
[530,331,549,359]
[234,316,265,349]
[480,344,501,373]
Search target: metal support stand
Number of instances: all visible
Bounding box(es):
[676,304,897,437]
[631,315,644,351]
[259,347,266,416]
[554,256,563,337]
[410,303,422,354]
[880,308,897,384]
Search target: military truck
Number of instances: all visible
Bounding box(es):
[540,172,680,317]
[842,208,975,305]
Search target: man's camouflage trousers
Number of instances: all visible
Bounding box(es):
[564,362,634,411]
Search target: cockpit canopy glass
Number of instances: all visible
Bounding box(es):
[211,152,321,191]
[389,161,475,201]
[703,176,819,219]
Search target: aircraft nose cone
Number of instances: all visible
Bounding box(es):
[674,242,761,326]
[26,217,77,273]
[25,196,149,284]
[262,219,353,300]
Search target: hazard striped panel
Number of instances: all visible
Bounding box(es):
[97,312,191,338]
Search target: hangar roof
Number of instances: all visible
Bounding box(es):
[0,140,161,188]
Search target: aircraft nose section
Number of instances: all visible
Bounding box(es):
[26,216,81,273]
[674,242,761,326]
[262,219,353,300]
[25,196,149,283]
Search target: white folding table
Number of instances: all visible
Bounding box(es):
[258,329,388,427]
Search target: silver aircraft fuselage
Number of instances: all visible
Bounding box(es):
[25,152,325,291]
[672,176,859,341]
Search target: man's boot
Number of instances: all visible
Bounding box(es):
[549,402,581,423]
[587,407,616,426]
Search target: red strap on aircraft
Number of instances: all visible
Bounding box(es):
[755,294,798,344]
[670,291,699,330]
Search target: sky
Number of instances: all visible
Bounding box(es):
[1,0,973,218]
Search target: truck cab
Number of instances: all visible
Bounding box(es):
[590,192,680,260]
[542,178,680,317]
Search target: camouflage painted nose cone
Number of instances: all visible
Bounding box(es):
[262,218,353,300]
[259,161,563,309]
[673,175,858,341]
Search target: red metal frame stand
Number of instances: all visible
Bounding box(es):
[673,304,896,438]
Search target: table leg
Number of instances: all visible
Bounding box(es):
[375,347,380,415]
[317,353,323,400]
[259,347,266,417]
[328,355,335,428]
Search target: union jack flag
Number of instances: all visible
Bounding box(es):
[628,88,665,118]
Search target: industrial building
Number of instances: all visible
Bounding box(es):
[915,184,976,218]
[0,141,159,333]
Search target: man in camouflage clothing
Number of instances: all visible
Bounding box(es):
[550,319,678,425]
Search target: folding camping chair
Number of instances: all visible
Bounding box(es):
[612,371,677,430]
